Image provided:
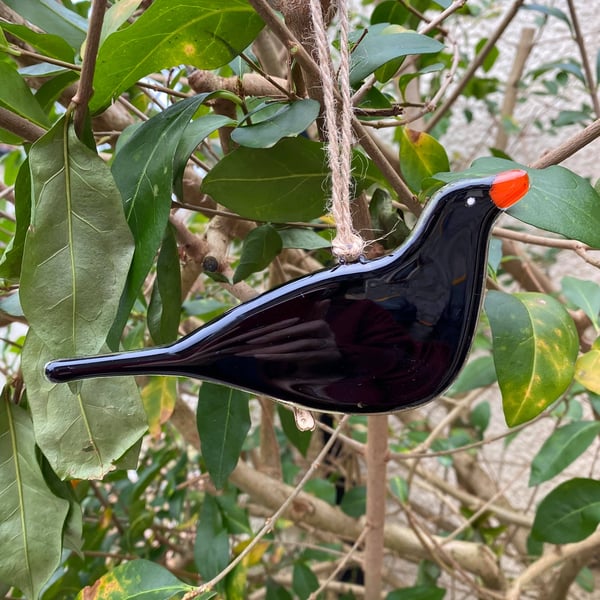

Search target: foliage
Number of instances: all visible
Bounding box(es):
[0,0,600,598]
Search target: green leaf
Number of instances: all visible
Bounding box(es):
[233,224,282,283]
[0,157,31,281]
[0,392,70,599]
[532,478,600,544]
[277,227,331,250]
[76,559,196,599]
[447,355,496,396]
[522,4,573,34]
[141,376,177,438]
[390,475,409,503]
[91,0,264,111]
[562,276,600,331]
[475,38,499,73]
[231,99,320,148]
[386,585,446,600]
[0,22,75,61]
[195,494,230,585]
[485,291,579,426]
[292,562,319,600]
[529,421,600,486]
[371,2,410,27]
[369,187,410,249]
[0,56,50,128]
[399,127,450,193]
[202,137,328,221]
[350,24,444,85]
[277,404,312,457]
[433,157,600,249]
[20,117,134,357]
[340,485,367,517]
[197,382,251,489]
[148,224,181,345]
[109,93,216,346]
[266,579,293,600]
[21,330,147,479]
[99,0,144,45]
[574,337,600,394]
[173,113,234,197]
[2,0,88,49]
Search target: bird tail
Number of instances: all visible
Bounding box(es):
[45,346,180,383]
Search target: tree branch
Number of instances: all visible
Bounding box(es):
[0,107,46,142]
[426,0,526,132]
[72,0,106,136]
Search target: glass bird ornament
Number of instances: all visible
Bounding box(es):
[46,170,529,414]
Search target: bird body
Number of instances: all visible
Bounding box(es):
[45,170,529,414]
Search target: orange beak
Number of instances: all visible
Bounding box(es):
[490,169,529,209]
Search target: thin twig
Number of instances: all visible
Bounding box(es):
[308,527,369,599]
[530,117,600,169]
[183,416,350,598]
[0,107,46,142]
[426,0,526,132]
[72,0,106,136]
[566,0,600,117]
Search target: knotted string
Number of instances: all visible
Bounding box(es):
[309,0,365,263]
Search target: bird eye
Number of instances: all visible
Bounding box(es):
[465,197,476,207]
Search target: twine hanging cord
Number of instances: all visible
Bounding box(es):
[309,0,365,263]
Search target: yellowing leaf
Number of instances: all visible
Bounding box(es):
[399,127,450,193]
[233,539,270,567]
[574,338,600,394]
[141,376,177,438]
[485,291,579,426]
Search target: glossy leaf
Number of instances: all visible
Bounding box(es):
[562,276,600,331]
[21,118,134,357]
[100,0,144,45]
[202,137,329,221]
[231,99,320,148]
[529,421,600,486]
[292,562,319,600]
[148,224,181,345]
[233,224,283,283]
[2,0,87,49]
[433,158,600,247]
[277,228,331,250]
[277,404,312,457]
[0,56,49,129]
[76,559,197,600]
[532,478,600,544]
[141,376,177,438]
[447,355,496,396]
[202,137,382,222]
[197,383,251,489]
[109,93,216,346]
[0,158,31,281]
[0,22,75,61]
[485,291,579,426]
[21,331,147,479]
[349,24,444,85]
[173,113,234,197]
[0,393,69,599]
[574,337,600,394]
[91,0,264,111]
[195,494,230,586]
[340,485,367,517]
[399,127,450,193]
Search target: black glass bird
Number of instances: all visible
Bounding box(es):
[45,170,529,414]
